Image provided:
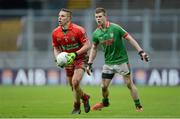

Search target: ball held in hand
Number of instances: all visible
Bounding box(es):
[56,52,68,67]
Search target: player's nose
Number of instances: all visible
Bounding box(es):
[58,17,61,21]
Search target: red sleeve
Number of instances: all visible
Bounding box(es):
[52,31,58,47]
[78,27,88,43]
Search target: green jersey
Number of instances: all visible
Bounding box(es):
[92,22,129,65]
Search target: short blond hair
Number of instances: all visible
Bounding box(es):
[60,8,72,17]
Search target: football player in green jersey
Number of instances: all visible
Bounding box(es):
[87,7,149,112]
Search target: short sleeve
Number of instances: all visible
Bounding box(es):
[52,31,58,47]
[116,25,128,38]
[78,27,88,43]
[92,32,99,44]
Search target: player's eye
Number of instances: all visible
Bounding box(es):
[96,16,102,19]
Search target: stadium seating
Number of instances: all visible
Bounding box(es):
[67,0,91,9]
[0,19,22,51]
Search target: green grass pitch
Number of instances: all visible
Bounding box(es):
[0,85,180,118]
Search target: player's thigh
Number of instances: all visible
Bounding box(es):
[102,64,114,88]
[65,64,74,77]
[115,63,134,86]
[72,68,84,82]
[72,58,86,83]
[67,76,73,86]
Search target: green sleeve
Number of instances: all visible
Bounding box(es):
[116,25,127,37]
[92,32,99,44]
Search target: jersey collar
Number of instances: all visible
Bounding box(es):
[60,22,73,31]
[98,21,110,29]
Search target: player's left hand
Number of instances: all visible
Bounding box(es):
[66,52,78,65]
[138,51,150,62]
[87,63,93,75]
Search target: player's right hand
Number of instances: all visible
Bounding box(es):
[86,63,93,75]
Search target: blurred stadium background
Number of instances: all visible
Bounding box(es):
[0,0,180,117]
[0,0,179,86]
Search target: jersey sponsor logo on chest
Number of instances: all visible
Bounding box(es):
[100,39,114,46]
[99,32,114,45]
[57,36,75,42]
[100,32,114,39]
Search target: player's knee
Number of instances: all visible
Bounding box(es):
[69,81,72,88]
[126,82,136,90]
[72,80,79,89]
[124,79,132,89]
[126,83,132,89]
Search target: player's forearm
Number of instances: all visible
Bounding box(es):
[88,44,97,63]
[54,47,61,57]
[76,40,91,55]
[125,34,143,52]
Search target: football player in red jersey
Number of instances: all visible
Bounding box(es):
[52,8,91,114]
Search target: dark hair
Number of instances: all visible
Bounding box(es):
[95,7,106,16]
[60,8,72,17]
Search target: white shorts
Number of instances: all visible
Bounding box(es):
[102,63,130,76]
